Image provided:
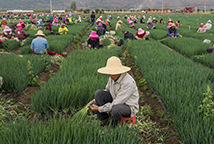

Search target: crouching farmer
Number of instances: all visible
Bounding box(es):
[87,56,139,126]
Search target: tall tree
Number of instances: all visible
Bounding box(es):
[70,0,77,11]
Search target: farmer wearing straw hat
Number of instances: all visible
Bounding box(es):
[167,23,177,38]
[205,20,212,30]
[31,30,63,55]
[115,20,123,30]
[87,56,139,126]
[135,28,150,40]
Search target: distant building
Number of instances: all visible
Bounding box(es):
[183,7,195,13]
[6,10,33,13]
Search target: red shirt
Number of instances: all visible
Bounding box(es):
[136,31,146,39]
[45,23,52,31]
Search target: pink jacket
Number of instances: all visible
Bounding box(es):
[197,27,206,33]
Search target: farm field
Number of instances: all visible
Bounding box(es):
[0,13,214,144]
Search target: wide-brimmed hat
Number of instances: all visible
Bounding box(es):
[171,23,176,27]
[97,56,131,75]
[147,19,152,23]
[89,31,99,38]
[3,26,12,32]
[138,28,145,35]
[16,24,22,30]
[35,30,46,37]
[118,20,123,23]
[208,20,212,23]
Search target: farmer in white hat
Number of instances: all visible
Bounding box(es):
[31,30,64,55]
[135,28,150,40]
[87,56,139,126]
[205,20,212,30]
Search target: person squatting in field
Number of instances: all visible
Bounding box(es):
[197,23,206,33]
[135,28,150,40]
[167,23,178,38]
[87,56,139,127]
[87,31,103,49]
[31,30,63,56]
[205,20,212,30]
[15,23,30,41]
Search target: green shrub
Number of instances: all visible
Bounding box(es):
[0,55,49,93]
[102,38,111,46]
[0,116,142,144]
[32,47,122,113]
[1,40,21,51]
[126,40,214,144]
[161,37,210,56]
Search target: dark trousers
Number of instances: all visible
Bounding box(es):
[94,90,131,125]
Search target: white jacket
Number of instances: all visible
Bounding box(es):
[205,23,212,30]
[98,73,139,117]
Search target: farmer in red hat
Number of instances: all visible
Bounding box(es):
[197,23,206,33]
[15,24,30,41]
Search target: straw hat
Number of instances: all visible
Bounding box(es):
[97,56,131,75]
[171,23,176,27]
[118,20,123,23]
[35,30,46,37]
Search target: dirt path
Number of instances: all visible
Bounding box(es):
[121,47,182,144]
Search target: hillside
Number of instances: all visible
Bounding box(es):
[0,0,213,10]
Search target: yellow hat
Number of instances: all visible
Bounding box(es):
[35,30,46,37]
[118,20,123,23]
[171,23,176,27]
[97,56,131,75]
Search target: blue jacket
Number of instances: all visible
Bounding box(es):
[167,27,177,37]
[31,36,49,54]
